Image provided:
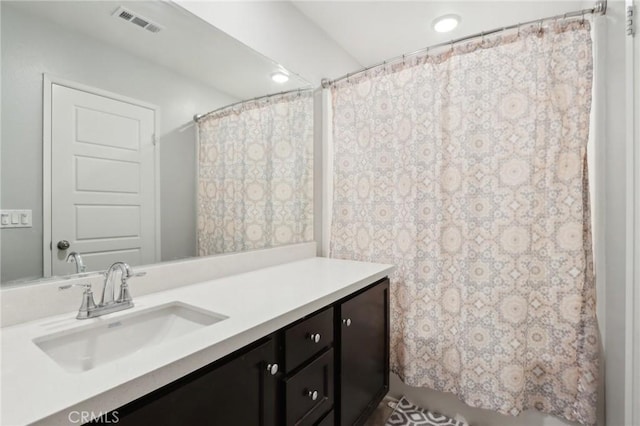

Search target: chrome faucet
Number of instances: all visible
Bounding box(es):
[66,252,87,274]
[60,261,145,319]
[101,261,133,306]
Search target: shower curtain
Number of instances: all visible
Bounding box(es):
[330,21,599,425]
[197,91,313,255]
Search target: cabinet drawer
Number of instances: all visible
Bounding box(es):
[284,348,334,426]
[285,307,333,373]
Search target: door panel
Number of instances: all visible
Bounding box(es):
[50,83,156,275]
[75,157,140,193]
[81,250,141,270]
[75,107,140,149]
[75,205,140,239]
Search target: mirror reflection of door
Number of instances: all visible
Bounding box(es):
[47,78,159,276]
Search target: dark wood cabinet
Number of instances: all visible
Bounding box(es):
[337,278,390,426]
[112,337,278,426]
[282,306,336,425]
[284,348,334,425]
[317,410,335,426]
[105,277,389,426]
[284,307,334,373]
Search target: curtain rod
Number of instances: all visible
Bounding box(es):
[321,0,607,88]
[193,87,313,123]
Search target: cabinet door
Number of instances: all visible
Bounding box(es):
[338,279,389,426]
[114,338,278,426]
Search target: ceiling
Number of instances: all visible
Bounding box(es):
[6,0,598,95]
[174,0,597,86]
[4,0,311,100]
[292,0,592,69]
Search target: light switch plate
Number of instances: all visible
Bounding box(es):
[0,209,32,228]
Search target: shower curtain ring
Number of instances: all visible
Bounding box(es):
[537,20,544,36]
[581,11,586,26]
[517,23,521,38]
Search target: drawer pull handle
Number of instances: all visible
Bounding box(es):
[266,363,279,375]
[307,390,319,401]
[310,333,321,343]
[343,318,352,327]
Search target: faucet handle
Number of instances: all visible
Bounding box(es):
[116,271,144,304]
[59,283,92,291]
[59,283,96,319]
[117,282,133,304]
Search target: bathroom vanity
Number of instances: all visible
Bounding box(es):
[0,247,393,426]
[113,277,389,426]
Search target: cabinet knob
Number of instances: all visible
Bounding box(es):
[307,390,319,401]
[57,240,71,250]
[309,333,321,343]
[343,318,352,327]
[266,363,278,375]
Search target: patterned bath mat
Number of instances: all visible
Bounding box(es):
[385,396,468,426]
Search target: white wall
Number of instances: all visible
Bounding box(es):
[602,2,630,426]
[176,0,361,86]
[632,3,640,423]
[0,4,237,282]
[626,0,639,423]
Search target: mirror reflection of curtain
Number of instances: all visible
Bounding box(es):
[196,91,313,255]
[330,21,598,425]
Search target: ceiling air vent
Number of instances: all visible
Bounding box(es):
[112,6,164,34]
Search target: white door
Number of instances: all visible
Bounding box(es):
[49,82,158,276]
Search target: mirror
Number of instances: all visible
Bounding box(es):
[1,0,313,285]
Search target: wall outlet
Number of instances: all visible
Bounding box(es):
[0,209,33,228]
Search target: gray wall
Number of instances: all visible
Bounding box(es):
[1,4,237,283]
[602,2,630,426]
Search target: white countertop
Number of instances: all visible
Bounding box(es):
[0,257,392,426]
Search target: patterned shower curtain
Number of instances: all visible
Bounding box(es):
[330,21,599,425]
[197,91,313,255]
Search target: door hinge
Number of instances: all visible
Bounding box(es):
[628,5,636,37]
[152,133,158,146]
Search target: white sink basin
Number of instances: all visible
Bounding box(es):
[33,302,228,373]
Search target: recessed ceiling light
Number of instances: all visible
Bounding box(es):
[432,14,460,33]
[271,72,289,84]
